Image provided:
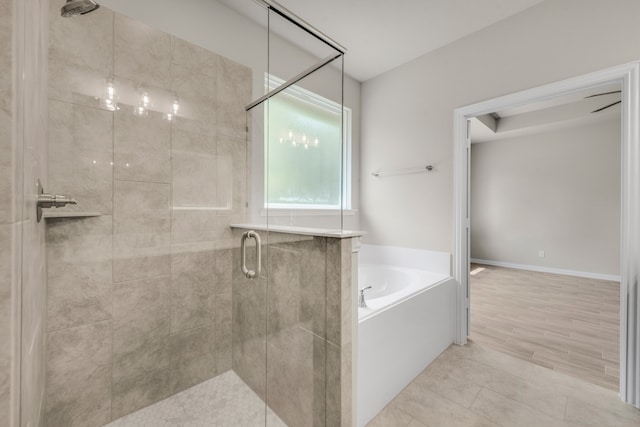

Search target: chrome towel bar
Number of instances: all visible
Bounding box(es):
[371,165,433,177]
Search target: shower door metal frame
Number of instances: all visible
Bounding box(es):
[253,0,346,54]
[246,0,346,112]
[246,52,342,111]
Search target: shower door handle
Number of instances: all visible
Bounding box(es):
[240,230,261,279]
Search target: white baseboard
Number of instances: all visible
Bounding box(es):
[470,258,621,282]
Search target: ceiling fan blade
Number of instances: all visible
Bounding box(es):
[585,90,622,98]
[591,100,622,113]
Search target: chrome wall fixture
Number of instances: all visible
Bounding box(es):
[371,165,434,177]
[240,230,262,279]
[359,286,372,308]
[60,0,100,17]
[36,179,77,222]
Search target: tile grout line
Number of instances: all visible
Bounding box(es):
[110,8,116,422]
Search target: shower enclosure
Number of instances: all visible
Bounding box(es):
[1,0,357,426]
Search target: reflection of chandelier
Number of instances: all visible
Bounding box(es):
[279,130,319,149]
[96,77,180,121]
[100,78,118,111]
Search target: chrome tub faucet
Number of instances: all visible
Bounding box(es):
[359,286,372,308]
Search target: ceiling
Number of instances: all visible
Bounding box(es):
[470,83,622,143]
[218,0,544,82]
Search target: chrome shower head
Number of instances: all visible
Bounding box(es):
[61,0,100,17]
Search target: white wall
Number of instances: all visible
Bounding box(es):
[99,0,361,230]
[470,117,621,276]
[361,0,640,252]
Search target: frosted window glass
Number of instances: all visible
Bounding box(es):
[265,83,349,209]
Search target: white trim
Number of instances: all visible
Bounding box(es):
[266,74,344,114]
[470,259,621,282]
[454,61,640,407]
[259,208,357,217]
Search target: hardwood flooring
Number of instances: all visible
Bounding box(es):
[469,264,619,391]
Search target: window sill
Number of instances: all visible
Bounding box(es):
[259,208,357,217]
[231,223,365,239]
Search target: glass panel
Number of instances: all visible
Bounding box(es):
[262,6,346,427]
[265,8,346,230]
[15,0,49,424]
[265,10,340,90]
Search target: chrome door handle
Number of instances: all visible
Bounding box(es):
[36,179,77,222]
[240,230,261,279]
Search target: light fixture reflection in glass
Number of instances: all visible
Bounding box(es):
[100,78,118,111]
[172,98,179,115]
[165,97,180,121]
[133,90,150,117]
[278,129,320,149]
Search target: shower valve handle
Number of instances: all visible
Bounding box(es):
[36,179,77,222]
[37,193,78,209]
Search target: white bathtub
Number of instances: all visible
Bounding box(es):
[356,245,455,427]
[358,264,449,320]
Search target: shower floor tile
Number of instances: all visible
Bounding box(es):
[105,371,286,427]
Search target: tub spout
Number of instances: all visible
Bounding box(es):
[359,286,372,308]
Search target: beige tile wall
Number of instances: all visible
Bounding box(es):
[5,0,51,426]
[0,0,15,424]
[45,3,251,425]
[232,232,353,427]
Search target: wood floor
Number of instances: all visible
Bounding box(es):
[469,264,620,391]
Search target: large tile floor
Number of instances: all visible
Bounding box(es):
[104,371,286,427]
[367,340,640,427]
[469,264,619,390]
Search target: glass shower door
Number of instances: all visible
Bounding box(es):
[249,3,347,425]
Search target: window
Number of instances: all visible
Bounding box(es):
[265,75,351,210]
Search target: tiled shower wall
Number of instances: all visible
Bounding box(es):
[1,0,50,426]
[0,0,15,421]
[44,4,250,426]
[232,231,354,426]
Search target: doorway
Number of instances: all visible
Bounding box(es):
[467,84,621,390]
[453,62,640,408]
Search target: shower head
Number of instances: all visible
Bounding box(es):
[61,0,100,17]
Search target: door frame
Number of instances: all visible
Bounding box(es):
[453,61,640,406]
